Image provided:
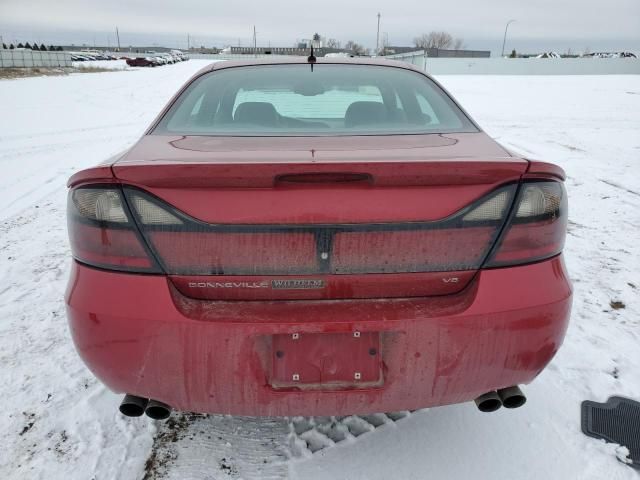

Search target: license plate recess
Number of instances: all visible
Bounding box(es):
[270,332,381,388]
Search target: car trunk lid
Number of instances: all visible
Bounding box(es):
[113,133,526,300]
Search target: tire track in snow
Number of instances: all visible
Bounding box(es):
[142,414,290,479]
[142,412,412,479]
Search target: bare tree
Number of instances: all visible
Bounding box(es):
[326,38,341,49]
[433,32,453,48]
[344,40,366,55]
[452,37,465,50]
[413,31,454,49]
[413,34,429,49]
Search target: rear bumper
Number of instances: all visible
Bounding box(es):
[66,257,572,416]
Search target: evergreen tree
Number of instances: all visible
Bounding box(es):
[32,43,40,51]
[10,44,15,49]
[24,42,32,49]
[17,43,24,48]
[40,43,47,51]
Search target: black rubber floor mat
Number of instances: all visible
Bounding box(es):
[582,396,640,469]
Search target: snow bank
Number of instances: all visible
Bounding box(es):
[72,59,130,70]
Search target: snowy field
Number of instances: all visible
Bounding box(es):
[0,60,639,479]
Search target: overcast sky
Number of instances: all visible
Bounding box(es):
[1,0,639,54]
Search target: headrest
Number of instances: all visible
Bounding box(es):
[234,102,279,127]
[345,101,387,127]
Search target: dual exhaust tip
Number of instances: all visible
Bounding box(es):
[475,386,526,412]
[121,388,525,418]
[119,394,171,420]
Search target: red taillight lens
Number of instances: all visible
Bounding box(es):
[67,187,159,272]
[486,181,567,267]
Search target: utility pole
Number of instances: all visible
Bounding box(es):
[115,27,121,51]
[253,25,257,55]
[501,19,516,57]
[376,12,381,55]
[187,33,190,50]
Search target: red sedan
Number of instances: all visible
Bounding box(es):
[125,56,157,67]
[65,58,572,420]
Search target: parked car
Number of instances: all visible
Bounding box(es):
[71,53,97,61]
[76,50,118,60]
[170,49,188,61]
[536,52,561,58]
[161,53,175,64]
[125,56,157,67]
[582,51,637,58]
[65,58,572,421]
[153,55,167,65]
[143,51,174,65]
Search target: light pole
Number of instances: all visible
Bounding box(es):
[501,19,516,57]
[376,12,381,55]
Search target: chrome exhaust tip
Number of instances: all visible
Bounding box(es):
[145,399,172,420]
[119,394,148,417]
[474,391,503,412]
[497,386,527,409]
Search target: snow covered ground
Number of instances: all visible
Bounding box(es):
[0,61,639,479]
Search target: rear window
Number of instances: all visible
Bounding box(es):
[153,64,478,136]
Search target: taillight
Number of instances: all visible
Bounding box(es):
[67,187,160,272]
[486,181,567,267]
[68,182,565,277]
